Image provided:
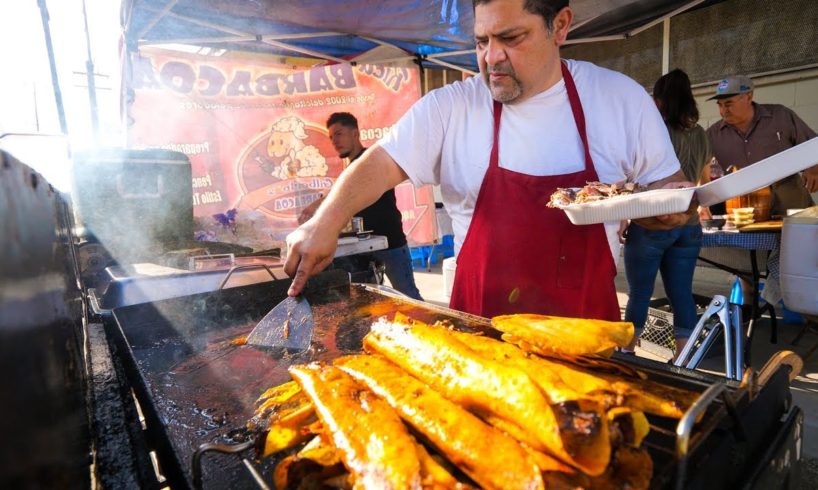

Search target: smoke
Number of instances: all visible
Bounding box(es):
[71,149,194,271]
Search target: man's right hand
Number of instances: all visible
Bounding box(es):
[283,144,409,296]
[284,219,339,296]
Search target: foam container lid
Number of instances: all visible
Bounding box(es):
[557,138,818,225]
[696,137,818,207]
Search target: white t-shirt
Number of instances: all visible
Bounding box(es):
[380,59,681,260]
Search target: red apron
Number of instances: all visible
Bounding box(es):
[450,62,620,321]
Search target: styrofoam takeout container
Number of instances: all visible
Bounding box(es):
[561,187,695,225]
[558,137,818,225]
[696,137,818,207]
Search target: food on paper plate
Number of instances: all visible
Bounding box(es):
[548,181,642,208]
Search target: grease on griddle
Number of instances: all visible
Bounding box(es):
[226,426,251,444]
[334,319,370,352]
[192,404,230,436]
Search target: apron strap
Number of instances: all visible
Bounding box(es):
[490,100,502,169]
[489,61,595,173]
[560,61,594,173]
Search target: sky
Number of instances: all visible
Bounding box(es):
[0,0,122,190]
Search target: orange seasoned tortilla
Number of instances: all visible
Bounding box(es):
[289,363,423,489]
[335,354,547,489]
[449,330,696,418]
[363,317,611,476]
[493,314,634,356]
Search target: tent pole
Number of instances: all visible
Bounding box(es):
[628,0,707,37]
[426,49,476,59]
[37,0,68,136]
[139,35,251,46]
[564,34,626,45]
[569,15,601,32]
[138,0,178,39]
[425,58,477,76]
[261,38,346,63]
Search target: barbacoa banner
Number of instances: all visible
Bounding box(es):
[126,47,437,250]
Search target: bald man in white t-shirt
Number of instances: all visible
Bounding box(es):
[284,0,692,319]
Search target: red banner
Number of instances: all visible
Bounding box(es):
[126,48,437,250]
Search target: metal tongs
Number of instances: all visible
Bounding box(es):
[674,278,746,380]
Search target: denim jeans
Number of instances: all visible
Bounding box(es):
[372,245,423,300]
[624,223,702,338]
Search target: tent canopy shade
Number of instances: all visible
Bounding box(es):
[122,0,723,72]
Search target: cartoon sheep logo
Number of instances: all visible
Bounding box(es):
[266,116,328,180]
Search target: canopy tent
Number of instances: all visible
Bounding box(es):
[122,0,722,74]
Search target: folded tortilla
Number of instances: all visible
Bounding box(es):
[289,363,423,489]
[492,314,634,356]
[363,317,611,476]
[335,354,548,489]
[449,330,696,418]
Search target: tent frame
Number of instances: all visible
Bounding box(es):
[127,0,714,76]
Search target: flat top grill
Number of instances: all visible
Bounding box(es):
[108,278,791,490]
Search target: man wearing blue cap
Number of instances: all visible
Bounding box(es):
[707,75,817,214]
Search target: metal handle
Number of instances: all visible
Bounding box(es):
[190,253,235,270]
[218,264,278,290]
[675,382,746,490]
[675,383,726,490]
[116,173,164,198]
[675,295,728,369]
[358,283,492,328]
[723,304,736,380]
[360,282,410,298]
[730,303,745,380]
[191,440,254,490]
[242,458,271,490]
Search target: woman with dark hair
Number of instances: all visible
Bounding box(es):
[622,69,711,358]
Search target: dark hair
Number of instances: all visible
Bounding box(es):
[652,69,699,131]
[326,112,358,130]
[473,0,569,31]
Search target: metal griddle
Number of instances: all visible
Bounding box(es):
[108,276,494,489]
[107,277,798,490]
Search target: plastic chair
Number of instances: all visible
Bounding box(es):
[409,246,429,269]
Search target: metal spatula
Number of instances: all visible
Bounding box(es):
[246,295,314,350]
[246,270,350,350]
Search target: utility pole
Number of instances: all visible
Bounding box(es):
[82,0,100,140]
[37,0,69,136]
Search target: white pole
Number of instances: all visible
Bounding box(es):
[662,18,671,75]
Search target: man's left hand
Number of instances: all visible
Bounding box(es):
[632,181,696,230]
[804,165,818,193]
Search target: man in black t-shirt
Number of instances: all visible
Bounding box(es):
[298,112,422,299]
